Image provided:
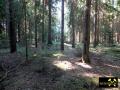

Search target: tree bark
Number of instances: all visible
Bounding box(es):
[93,0,99,48]
[72,1,75,48]
[61,0,64,50]
[35,0,37,48]
[9,0,17,53]
[111,0,114,45]
[42,0,45,44]
[48,0,52,45]
[17,21,21,42]
[24,1,28,60]
[82,0,91,63]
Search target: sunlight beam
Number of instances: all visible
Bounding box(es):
[53,60,76,71]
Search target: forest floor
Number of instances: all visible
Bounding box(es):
[0,44,120,90]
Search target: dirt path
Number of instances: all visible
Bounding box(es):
[0,45,120,90]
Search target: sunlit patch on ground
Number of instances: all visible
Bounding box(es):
[64,43,72,47]
[104,64,120,69]
[64,43,73,49]
[53,52,65,60]
[30,44,35,48]
[53,60,77,71]
[53,53,64,57]
[81,72,102,77]
[75,62,92,69]
[33,53,37,57]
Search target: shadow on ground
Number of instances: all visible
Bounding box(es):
[0,44,120,90]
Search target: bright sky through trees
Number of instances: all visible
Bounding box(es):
[56,1,68,32]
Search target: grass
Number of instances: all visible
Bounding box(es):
[90,45,120,59]
[103,47,120,58]
[0,48,9,54]
[55,76,99,90]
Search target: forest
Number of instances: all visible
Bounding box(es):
[0,0,120,90]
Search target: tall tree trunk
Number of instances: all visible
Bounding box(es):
[61,0,64,50]
[97,0,100,44]
[24,1,28,60]
[82,0,91,63]
[35,0,37,48]
[48,0,52,45]
[5,0,9,38]
[9,0,17,53]
[72,1,75,48]
[111,0,114,45]
[17,21,21,42]
[117,32,120,43]
[93,0,99,47]
[42,0,45,44]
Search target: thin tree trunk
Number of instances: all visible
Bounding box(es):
[17,21,21,42]
[5,0,9,38]
[93,0,99,47]
[24,1,28,60]
[61,0,64,50]
[42,0,45,44]
[72,1,75,48]
[97,0,100,44]
[35,0,37,48]
[111,0,114,45]
[48,0,52,45]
